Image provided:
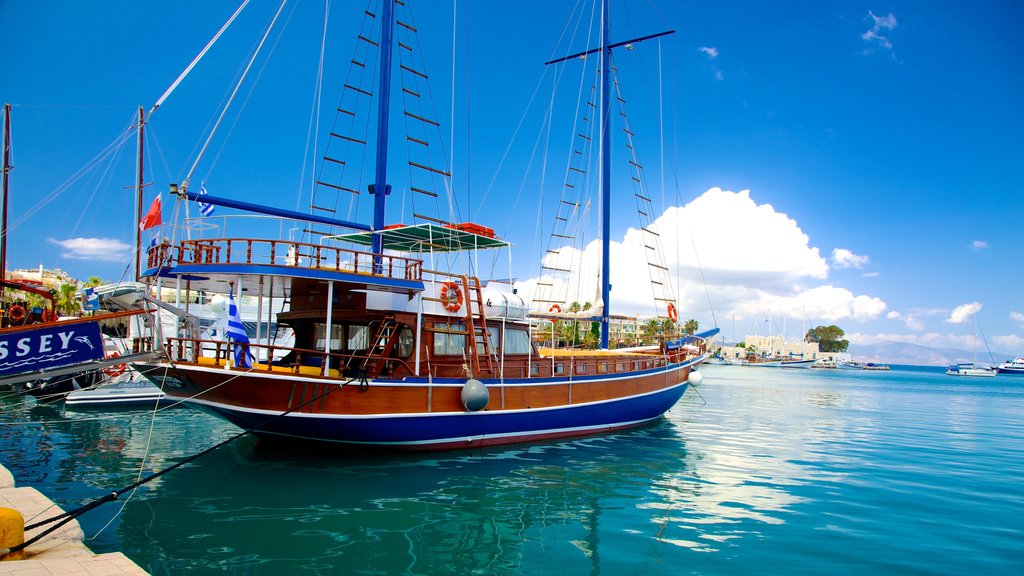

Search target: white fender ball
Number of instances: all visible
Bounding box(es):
[461,378,489,411]
[687,370,703,387]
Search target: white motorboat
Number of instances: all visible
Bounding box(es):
[945,363,996,377]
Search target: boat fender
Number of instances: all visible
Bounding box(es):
[461,378,489,411]
[687,370,703,387]
[0,506,26,560]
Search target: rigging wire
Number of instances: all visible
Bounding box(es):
[150,0,252,116]
[182,0,289,190]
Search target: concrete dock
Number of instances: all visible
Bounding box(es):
[0,464,148,575]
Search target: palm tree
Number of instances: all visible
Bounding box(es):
[56,282,80,316]
[683,318,699,335]
[85,276,104,288]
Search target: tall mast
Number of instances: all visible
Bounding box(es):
[134,106,145,279]
[1,103,11,294]
[370,0,396,267]
[599,0,612,348]
[543,7,673,349]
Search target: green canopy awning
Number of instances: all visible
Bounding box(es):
[329,223,511,253]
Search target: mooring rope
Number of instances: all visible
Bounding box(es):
[1,372,368,557]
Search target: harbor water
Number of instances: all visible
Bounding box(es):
[1,365,1022,575]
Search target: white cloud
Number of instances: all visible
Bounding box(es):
[946,301,982,324]
[697,46,719,59]
[862,10,897,53]
[517,188,887,326]
[888,310,924,331]
[47,237,131,262]
[1011,311,1024,324]
[971,240,988,250]
[993,334,1024,351]
[831,248,869,269]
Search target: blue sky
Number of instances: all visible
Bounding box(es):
[2,1,1022,354]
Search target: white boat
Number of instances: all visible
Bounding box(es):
[811,357,837,369]
[64,377,168,408]
[996,357,1024,375]
[837,360,865,370]
[779,358,816,369]
[945,363,996,377]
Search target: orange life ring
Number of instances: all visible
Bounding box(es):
[440,281,463,313]
[667,303,679,322]
[549,304,562,313]
[8,305,25,322]
[103,352,127,378]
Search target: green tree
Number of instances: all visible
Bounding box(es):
[805,325,849,353]
[683,318,699,335]
[85,276,104,288]
[640,319,662,345]
[56,282,80,316]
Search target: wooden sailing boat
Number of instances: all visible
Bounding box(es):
[136,0,712,450]
[0,104,157,393]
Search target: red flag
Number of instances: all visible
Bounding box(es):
[139,195,161,231]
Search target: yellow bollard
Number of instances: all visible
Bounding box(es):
[0,507,26,560]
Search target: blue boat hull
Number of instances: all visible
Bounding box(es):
[187,380,690,450]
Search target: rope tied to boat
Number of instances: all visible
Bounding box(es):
[5,374,367,556]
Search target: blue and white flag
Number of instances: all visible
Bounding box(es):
[198,184,215,217]
[226,291,253,368]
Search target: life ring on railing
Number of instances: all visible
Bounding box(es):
[41,309,58,323]
[667,303,679,322]
[103,352,127,378]
[549,304,562,313]
[8,305,25,323]
[440,282,463,313]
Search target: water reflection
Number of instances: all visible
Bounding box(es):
[118,422,700,574]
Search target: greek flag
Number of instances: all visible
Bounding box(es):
[226,291,253,369]
[198,185,215,217]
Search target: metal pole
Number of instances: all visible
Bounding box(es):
[599,0,611,349]
[370,0,395,269]
[135,107,145,280]
[1,103,11,296]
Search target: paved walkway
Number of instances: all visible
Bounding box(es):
[0,464,148,575]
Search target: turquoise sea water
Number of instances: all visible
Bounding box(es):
[2,365,1022,575]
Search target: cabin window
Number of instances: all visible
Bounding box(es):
[347,325,369,350]
[314,323,344,351]
[615,362,626,372]
[479,327,499,355]
[504,329,531,354]
[433,322,465,356]
[553,362,565,375]
[531,363,540,376]
[599,361,609,374]
[576,362,588,375]
[396,326,415,358]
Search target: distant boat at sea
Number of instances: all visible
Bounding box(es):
[945,363,997,377]
[996,357,1024,375]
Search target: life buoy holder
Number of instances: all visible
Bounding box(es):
[549,304,562,313]
[41,309,58,323]
[103,352,127,378]
[667,303,679,322]
[8,305,25,323]
[440,282,463,313]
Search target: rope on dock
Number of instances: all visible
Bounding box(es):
[0,372,368,557]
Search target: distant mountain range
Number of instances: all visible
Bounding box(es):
[848,341,1016,367]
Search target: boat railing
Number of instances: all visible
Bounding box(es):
[146,238,423,282]
[165,337,414,378]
